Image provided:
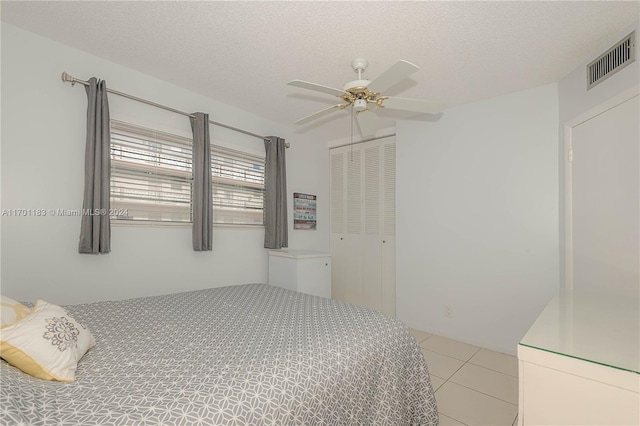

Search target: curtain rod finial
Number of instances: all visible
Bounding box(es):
[61,72,74,83]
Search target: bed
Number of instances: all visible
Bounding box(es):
[1,284,438,425]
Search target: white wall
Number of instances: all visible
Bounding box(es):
[0,23,329,304]
[396,83,559,355]
[557,21,639,284]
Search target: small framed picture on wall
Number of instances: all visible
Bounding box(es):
[293,193,317,230]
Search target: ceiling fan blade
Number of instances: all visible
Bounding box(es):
[382,97,444,114]
[293,104,345,125]
[367,60,419,93]
[287,80,346,97]
[356,109,376,138]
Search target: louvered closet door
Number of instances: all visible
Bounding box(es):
[330,148,364,305]
[330,151,347,302]
[330,138,396,316]
[344,148,364,305]
[381,141,396,316]
[362,145,383,311]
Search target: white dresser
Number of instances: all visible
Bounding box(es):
[518,290,639,425]
[268,249,331,298]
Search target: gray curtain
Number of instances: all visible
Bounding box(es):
[78,78,111,254]
[190,112,213,251]
[264,137,288,249]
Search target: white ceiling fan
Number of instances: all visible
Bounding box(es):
[287,58,444,137]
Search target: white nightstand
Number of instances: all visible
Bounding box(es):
[268,249,331,298]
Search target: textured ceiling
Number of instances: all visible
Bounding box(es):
[2,1,639,142]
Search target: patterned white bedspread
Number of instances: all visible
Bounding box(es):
[1,284,438,425]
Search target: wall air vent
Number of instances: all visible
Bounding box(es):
[587,31,636,90]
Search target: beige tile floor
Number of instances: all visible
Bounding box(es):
[410,329,519,426]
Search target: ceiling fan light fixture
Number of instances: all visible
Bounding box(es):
[353,98,367,112]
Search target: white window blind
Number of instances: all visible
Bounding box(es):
[211,145,265,225]
[111,120,192,223]
[110,120,265,226]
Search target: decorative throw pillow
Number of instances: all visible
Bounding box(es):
[1,295,31,328]
[0,300,95,382]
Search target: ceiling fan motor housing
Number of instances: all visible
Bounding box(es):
[343,79,370,92]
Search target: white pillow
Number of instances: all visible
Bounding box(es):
[1,295,31,328]
[0,300,95,382]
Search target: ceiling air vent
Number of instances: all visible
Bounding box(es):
[587,31,636,90]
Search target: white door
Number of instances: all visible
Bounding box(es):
[568,94,639,295]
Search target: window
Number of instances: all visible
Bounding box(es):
[110,120,265,226]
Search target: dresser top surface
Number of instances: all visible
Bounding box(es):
[519,289,639,374]
[268,249,330,259]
